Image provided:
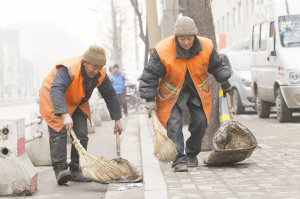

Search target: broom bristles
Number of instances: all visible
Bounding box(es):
[73,139,124,182]
[151,111,178,163]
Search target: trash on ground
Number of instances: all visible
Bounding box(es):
[127,183,143,187]
[118,186,127,191]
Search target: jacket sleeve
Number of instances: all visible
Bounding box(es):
[207,49,231,83]
[139,49,167,100]
[50,66,71,116]
[97,74,122,120]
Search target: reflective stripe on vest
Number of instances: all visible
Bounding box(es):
[198,77,209,90]
[161,78,180,95]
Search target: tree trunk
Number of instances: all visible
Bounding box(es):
[111,0,122,69]
[129,0,149,67]
[179,0,219,151]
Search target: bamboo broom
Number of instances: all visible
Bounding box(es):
[70,129,124,182]
[151,110,178,163]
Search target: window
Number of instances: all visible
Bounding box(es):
[227,12,230,31]
[222,16,225,33]
[233,7,236,27]
[238,3,242,24]
[245,0,248,19]
[260,22,268,50]
[252,24,260,51]
[270,21,275,37]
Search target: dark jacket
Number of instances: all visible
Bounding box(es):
[139,37,231,100]
[50,63,122,120]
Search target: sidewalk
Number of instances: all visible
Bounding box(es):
[139,114,300,199]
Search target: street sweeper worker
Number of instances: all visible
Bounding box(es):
[139,16,231,172]
[39,44,123,185]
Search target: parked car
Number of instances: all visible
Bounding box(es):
[219,50,255,114]
[250,0,300,122]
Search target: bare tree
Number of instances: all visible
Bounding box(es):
[129,0,149,67]
[179,0,219,151]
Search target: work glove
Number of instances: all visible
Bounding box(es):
[221,80,232,98]
[145,101,157,118]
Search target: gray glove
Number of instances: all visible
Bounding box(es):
[145,101,157,118]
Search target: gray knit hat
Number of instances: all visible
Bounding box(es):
[83,44,106,66]
[174,16,198,36]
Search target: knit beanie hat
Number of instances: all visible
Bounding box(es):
[83,44,106,66]
[174,16,198,36]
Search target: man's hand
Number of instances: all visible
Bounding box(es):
[145,101,157,118]
[62,113,73,131]
[114,119,123,135]
[221,80,232,98]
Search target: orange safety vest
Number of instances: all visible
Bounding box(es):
[39,55,106,132]
[155,35,213,129]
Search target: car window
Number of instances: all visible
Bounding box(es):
[260,22,268,50]
[229,53,250,71]
[252,24,260,51]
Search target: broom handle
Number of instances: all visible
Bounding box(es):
[226,92,233,119]
[116,130,121,158]
[69,129,78,140]
[151,110,159,131]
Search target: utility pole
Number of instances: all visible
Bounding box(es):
[179,0,219,151]
[146,0,160,54]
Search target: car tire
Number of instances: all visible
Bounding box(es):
[276,88,292,123]
[232,89,245,114]
[256,90,270,118]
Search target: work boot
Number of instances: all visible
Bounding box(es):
[55,168,72,185]
[187,156,198,167]
[174,163,188,172]
[69,162,92,182]
[69,168,92,182]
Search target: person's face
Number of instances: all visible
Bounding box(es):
[83,60,103,78]
[177,35,195,50]
[113,67,119,73]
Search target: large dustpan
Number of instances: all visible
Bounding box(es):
[203,93,258,166]
[109,131,142,183]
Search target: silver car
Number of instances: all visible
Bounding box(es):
[219,50,255,114]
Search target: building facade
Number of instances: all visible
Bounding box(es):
[211,0,272,50]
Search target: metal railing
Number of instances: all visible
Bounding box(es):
[25,117,43,143]
[25,118,42,128]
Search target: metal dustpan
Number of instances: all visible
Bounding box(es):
[203,93,258,166]
[109,131,142,183]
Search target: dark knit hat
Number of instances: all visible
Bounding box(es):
[83,44,106,66]
[174,16,198,36]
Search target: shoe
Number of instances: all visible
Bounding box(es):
[174,163,188,172]
[125,113,129,117]
[69,168,92,182]
[55,169,72,185]
[187,156,198,167]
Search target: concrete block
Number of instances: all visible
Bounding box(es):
[0,118,38,196]
[25,112,51,166]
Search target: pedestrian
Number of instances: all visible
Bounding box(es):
[111,64,128,117]
[39,44,123,185]
[139,16,231,172]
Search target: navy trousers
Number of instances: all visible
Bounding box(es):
[167,101,207,168]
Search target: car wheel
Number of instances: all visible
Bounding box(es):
[276,88,292,122]
[232,89,245,114]
[256,90,270,118]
